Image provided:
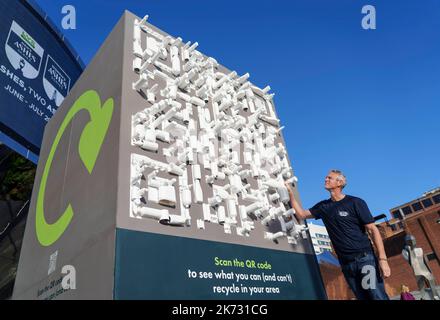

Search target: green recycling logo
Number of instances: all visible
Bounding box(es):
[35,90,114,246]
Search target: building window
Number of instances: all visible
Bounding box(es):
[392,210,401,219]
[422,198,433,208]
[426,252,437,261]
[433,194,440,204]
[411,202,423,212]
[402,206,412,215]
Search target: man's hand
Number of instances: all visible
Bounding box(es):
[379,260,391,278]
[283,181,312,220]
[365,223,391,279]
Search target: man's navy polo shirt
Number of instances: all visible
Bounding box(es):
[309,195,375,262]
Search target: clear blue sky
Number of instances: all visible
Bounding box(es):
[35,0,440,220]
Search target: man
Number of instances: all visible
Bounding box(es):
[285,169,391,300]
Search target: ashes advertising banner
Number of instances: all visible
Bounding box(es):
[0,0,82,154]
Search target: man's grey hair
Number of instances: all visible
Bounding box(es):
[330,169,347,189]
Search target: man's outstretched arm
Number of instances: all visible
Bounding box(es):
[285,182,313,220]
[365,223,391,278]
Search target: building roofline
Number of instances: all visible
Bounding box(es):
[389,188,440,213]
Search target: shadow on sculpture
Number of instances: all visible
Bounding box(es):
[402,234,440,300]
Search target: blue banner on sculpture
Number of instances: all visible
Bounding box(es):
[0,0,82,156]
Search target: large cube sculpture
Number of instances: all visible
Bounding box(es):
[12,11,326,299]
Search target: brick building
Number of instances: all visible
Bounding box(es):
[376,187,440,297]
[317,188,440,299]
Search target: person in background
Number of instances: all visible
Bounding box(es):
[400,284,415,300]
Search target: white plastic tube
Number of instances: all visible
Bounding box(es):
[172,37,182,46]
[133,73,148,91]
[192,164,201,180]
[205,175,215,185]
[261,214,274,226]
[217,206,226,225]
[213,75,228,89]
[259,115,280,126]
[176,91,191,103]
[208,195,222,207]
[238,169,251,179]
[178,76,190,90]
[262,85,271,94]
[216,172,226,180]
[242,99,249,111]
[152,69,172,82]
[227,199,237,219]
[218,98,233,112]
[246,202,262,214]
[146,91,157,104]
[187,69,198,81]
[134,206,169,220]
[188,42,199,52]
[190,96,205,107]
[181,186,192,208]
[242,193,260,202]
[137,155,169,172]
[269,193,280,202]
[141,48,151,60]
[239,206,247,221]
[236,73,250,85]
[193,180,203,204]
[196,85,208,98]
[281,168,292,179]
[264,231,285,241]
[148,174,176,189]
[171,46,180,76]
[158,185,176,207]
[194,76,206,87]
[133,23,142,56]
[251,164,259,178]
[182,49,190,62]
[262,178,284,190]
[138,15,149,29]
[238,81,251,93]
[144,129,156,142]
[214,185,231,200]
[147,50,161,65]
[182,41,191,50]
[146,99,168,116]
[140,140,158,151]
[168,163,184,176]
[228,71,238,79]
[161,214,186,226]
[150,107,178,129]
[133,57,142,73]
[206,57,219,68]
[203,204,211,221]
